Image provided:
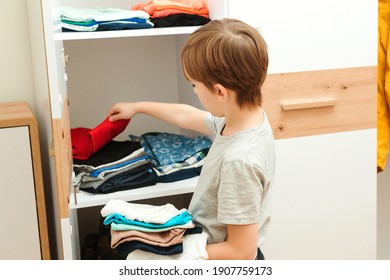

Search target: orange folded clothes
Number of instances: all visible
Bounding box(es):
[132,0,208,18]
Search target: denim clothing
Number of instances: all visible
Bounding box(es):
[155,166,202,183]
[80,163,157,194]
[78,159,149,190]
[96,20,153,31]
[89,155,148,178]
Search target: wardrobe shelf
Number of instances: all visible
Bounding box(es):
[54,26,200,41]
[70,176,198,209]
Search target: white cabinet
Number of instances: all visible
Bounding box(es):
[262,129,376,259]
[0,127,41,259]
[0,102,50,259]
[228,0,377,259]
[35,0,376,259]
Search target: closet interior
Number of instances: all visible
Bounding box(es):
[42,0,226,259]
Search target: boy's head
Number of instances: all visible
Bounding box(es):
[182,18,268,109]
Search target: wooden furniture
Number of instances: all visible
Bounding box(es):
[34,0,376,259]
[0,102,50,259]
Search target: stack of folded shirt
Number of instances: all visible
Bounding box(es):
[132,0,210,27]
[101,199,207,259]
[73,140,157,194]
[129,132,212,182]
[60,6,154,32]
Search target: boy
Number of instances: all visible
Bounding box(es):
[107,18,275,260]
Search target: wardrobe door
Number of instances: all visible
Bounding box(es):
[0,126,41,259]
[262,129,376,259]
[229,0,376,259]
[41,0,78,259]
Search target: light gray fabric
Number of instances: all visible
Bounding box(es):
[188,111,275,247]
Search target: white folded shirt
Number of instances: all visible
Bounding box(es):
[100,199,186,224]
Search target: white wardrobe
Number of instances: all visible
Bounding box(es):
[30,0,376,259]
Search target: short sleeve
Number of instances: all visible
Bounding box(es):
[204,113,225,139]
[217,159,264,225]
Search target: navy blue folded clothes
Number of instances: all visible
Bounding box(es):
[80,163,158,194]
[116,240,183,256]
[155,166,202,183]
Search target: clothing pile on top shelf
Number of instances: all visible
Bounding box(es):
[101,199,208,259]
[71,118,212,194]
[60,6,154,32]
[131,0,210,27]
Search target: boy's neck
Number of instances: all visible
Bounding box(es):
[221,106,264,136]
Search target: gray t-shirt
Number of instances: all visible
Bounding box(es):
[188,111,275,247]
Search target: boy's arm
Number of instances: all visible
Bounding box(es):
[206,223,259,260]
[107,101,209,135]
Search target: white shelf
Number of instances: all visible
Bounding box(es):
[54,26,201,41]
[70,176,198,209]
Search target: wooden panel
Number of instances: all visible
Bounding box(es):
[0,102,35,128]
[52,95,73,219]
[28,109,51,260]
[262,66,376,139]
[0,101,50,259]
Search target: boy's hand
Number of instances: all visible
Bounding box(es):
[107,102,136,122]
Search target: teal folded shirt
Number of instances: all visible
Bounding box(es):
[104,210,192,229]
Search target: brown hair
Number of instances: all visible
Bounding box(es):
[182,18,269,108]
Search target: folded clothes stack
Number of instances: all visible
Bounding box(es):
[131,0,211,27]
[101,199,208,259]
[60,6,154,32]
[71,115,212,194]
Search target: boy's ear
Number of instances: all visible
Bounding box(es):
[214,84,229,103]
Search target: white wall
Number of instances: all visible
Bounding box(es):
[0,0,35,108]
[0,0,61,259]
[227,0,376,73]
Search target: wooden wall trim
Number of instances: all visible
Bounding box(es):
[262,66,376,139]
